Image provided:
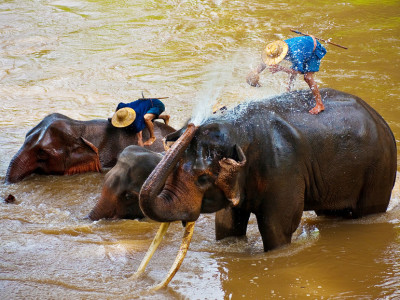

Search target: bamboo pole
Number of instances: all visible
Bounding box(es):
[290,29,348,50]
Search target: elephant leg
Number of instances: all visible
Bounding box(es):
[256,186,304,251]
[352,169,394,217]
[255,213,291,251]
[215,206,251,240]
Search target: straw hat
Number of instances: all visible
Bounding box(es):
[261,40,288,65]
[111,107,136,128]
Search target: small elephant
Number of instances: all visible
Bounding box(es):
[88,145,163,221]
[139,88,397,252]
[5,113,175,183]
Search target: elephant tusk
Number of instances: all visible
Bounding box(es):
[130,222,170,279]
[151,221,195,291]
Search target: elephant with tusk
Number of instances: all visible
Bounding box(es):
[5,113,175,184]
[139,88,397,253]
[85,144,207,290]
[86,144,196,290]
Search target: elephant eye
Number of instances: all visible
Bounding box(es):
[196,174,211,187]
[125,192,136,202]
[37,149,49,161]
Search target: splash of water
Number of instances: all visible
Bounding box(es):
[190,52,243,126]
[190,69,223,126]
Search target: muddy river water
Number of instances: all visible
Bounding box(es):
[1,0,399,299]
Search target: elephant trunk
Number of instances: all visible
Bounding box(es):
[87,189,117,221]
[139,123,198,222]
[5,152,36,184]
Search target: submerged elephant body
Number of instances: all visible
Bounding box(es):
[88,145,163,221]
[6,113,175,183]
[140,88,397,251]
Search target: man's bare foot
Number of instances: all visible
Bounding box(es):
[144,136,156,146]
[309,103,325,115]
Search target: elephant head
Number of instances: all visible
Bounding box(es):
[6,114,101,183]
[88,146,162,221]
[139,122,247,223]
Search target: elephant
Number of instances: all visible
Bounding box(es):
[139,88,397,252]
[88,145,162,221]
[5,113,175,183]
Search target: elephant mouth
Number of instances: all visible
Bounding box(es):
[64,158,101,175]
[130,221,195,290]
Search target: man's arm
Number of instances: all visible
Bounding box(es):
[269,65,300,92]
[269,64,299,76]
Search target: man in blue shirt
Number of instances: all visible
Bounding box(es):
[111,98,169,146]
[246,36,327,115]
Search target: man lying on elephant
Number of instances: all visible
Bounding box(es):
[111,98,170,146]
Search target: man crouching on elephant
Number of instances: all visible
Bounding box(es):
[111,98,170,146]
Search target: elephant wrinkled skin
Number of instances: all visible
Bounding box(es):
[88,145,163,221]
[139,88,397,252]
[6,113,175,183]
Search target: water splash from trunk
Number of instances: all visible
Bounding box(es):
[190,70,222,126]
[190,57,237,126]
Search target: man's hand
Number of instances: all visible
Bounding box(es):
[246,71,261,87]
[246,62,266,87]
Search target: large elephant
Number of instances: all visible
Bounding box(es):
[6,113,175,183]
[139,88,397,252]
[88,145,162,221]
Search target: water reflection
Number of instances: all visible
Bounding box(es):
[216,217,400,299]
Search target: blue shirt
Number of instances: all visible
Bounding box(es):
[116,98,165,132]
[284,36,327,73]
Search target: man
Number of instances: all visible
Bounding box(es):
[246,35,327,114]
[111,98,169,146]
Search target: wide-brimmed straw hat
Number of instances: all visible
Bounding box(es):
[111,107,136,128]
[262,40,288,65]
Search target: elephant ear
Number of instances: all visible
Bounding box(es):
[215,145,247,206]
[65,137,101,175]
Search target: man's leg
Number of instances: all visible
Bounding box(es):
[157,114,170,125]
[136,131,144,147]
[304,72,324,114]
[288,73,297,92]
[143,113,157,146]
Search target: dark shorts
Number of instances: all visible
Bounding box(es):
[302,55,322,73]
[147,99,165,117]
[284,37,327,74]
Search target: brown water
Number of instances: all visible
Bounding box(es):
[1,0,399,299]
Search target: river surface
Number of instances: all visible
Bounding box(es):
[1,0,399,299]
